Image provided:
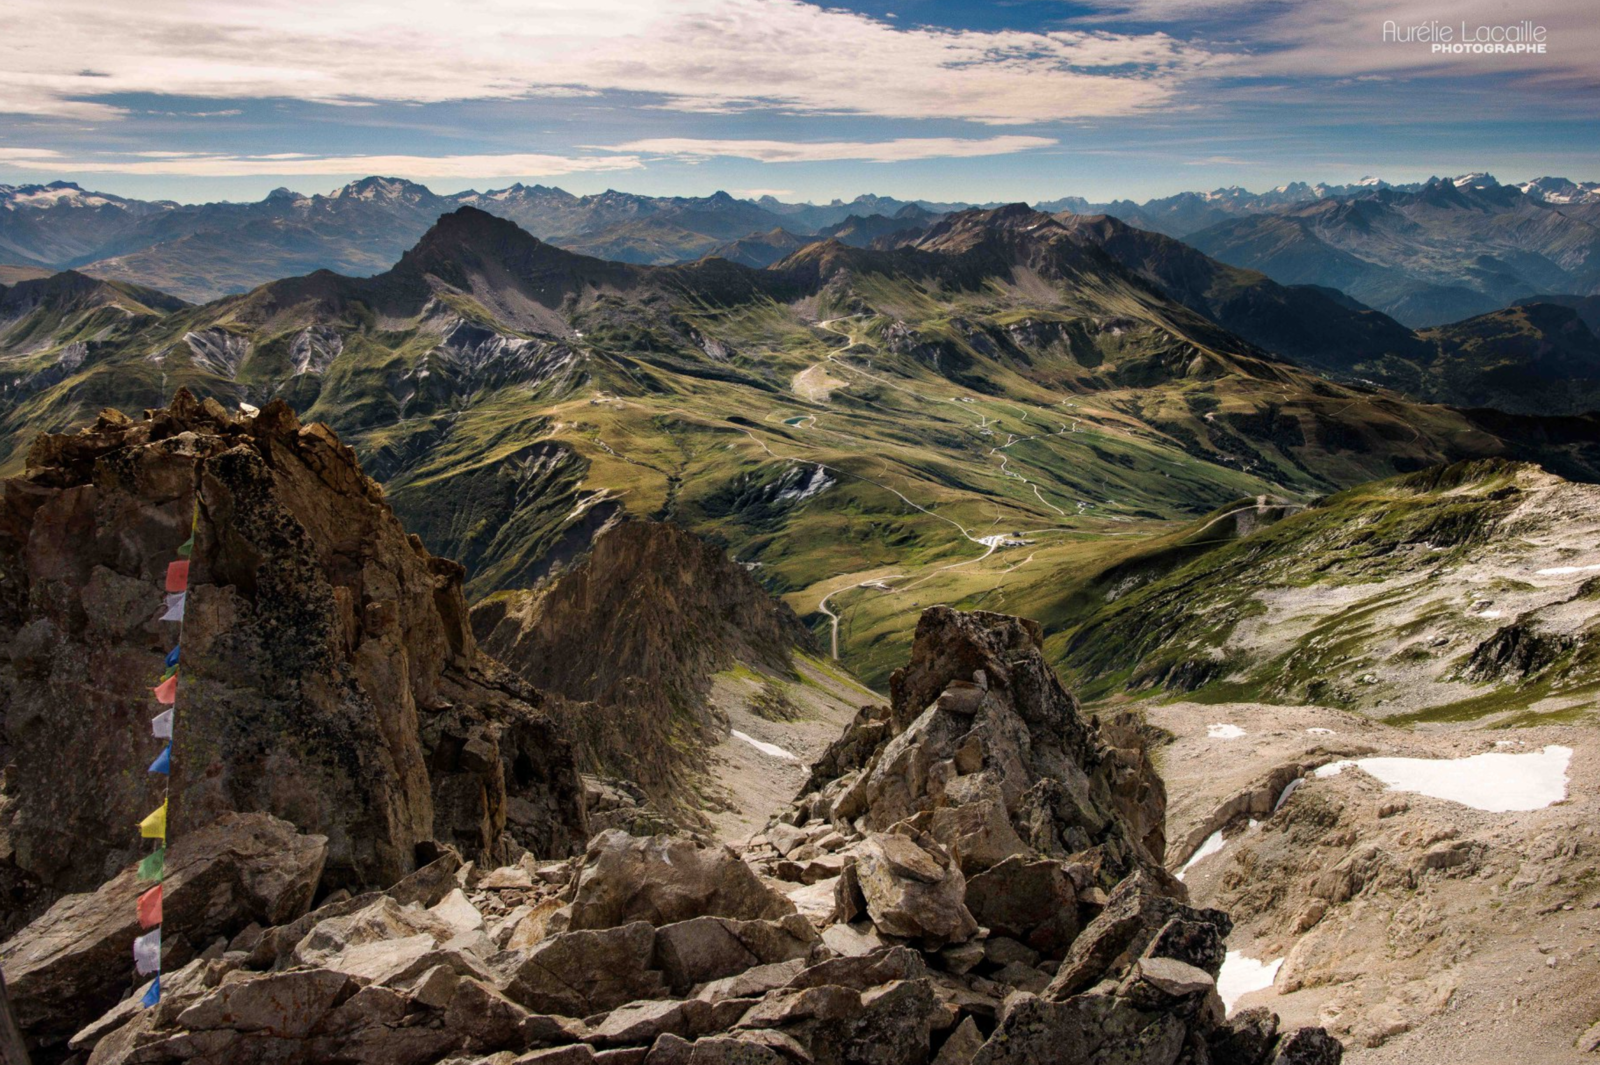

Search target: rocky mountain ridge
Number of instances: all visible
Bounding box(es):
[471,517,852,818]
[1188,177,1600,327]
[8,172,1597,320]
[1147,699,1598,1062]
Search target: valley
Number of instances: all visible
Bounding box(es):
[4,203,1600,702]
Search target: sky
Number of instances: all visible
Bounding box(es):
[0,0,1595,205]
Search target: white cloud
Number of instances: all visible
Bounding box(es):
[0,150,642,178]
[0,0,1221,124]
[0,148,65,162]
[606,136,1057,163]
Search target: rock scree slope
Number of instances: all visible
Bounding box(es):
[0,602,1341,1065]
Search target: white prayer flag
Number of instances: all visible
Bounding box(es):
[151,709,173,740]
[133,927,160,975]
[160,592,186,622]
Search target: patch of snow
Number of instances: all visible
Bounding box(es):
[1471,608,1502,619]
[730,730,798,762]
[1313,746,1570,812]
[1218,952,1282,1014]
[290,326,343,376]
[1207,723,1246,739]
[183,329,250,379]
[1536,563,1600,576]
[1306,727,1335,735]
[1273,778,1304,812]
[1176,830,1225,881]
[774,464,834,505]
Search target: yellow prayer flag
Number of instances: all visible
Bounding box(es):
[139,800,167,840]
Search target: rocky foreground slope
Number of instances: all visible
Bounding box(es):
[1149,701,1598,1063]
[2,604,1341,1065]
[0,393,588,934]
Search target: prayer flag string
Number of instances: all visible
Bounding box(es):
[135,500,196,1008]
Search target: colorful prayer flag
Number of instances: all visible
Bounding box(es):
[165,646,180,669]
[133,928,160,975]
[139,800,167,841]
[165,561,189,593]
[176,533,194,559]
[160,592,186,622]
[140,975,160,1008]
[138,847,164,882]
[152,675,177,705]
[137,884,162,929]
[148,745,171,775]
[151,709,173,739]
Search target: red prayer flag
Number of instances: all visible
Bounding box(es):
[165,560,190,593]
[152,674,177,705]
[137,884,162,929]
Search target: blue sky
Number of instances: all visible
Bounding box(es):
[0,0,1594,204]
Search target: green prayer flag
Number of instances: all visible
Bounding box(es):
[176,535,193,559]
[138,847,165,882]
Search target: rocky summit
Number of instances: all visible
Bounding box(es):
[0,392,588,932]
[0,489,1337,1064]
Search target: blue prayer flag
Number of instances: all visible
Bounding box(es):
[148,745,171,775]
[165,646,180,669]
[140,975,160,1007]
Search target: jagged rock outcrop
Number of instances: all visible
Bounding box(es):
[0,392,587,924]
[15,606,1338,1065]
[471,518,818,808]
[792,608,1169,889]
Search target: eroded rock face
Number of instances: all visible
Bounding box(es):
[471,518,819,809]
[0,393,587,919]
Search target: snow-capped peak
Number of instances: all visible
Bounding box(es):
[330,176,430,203]
[1518,176,1600,204]
[1,182,123,211]
[1452,172,1499,189]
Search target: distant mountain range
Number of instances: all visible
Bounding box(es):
[6,195,1600,432]
[6,173,1598,324]
[1187,174,1600,327]
[0,177,974,301]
